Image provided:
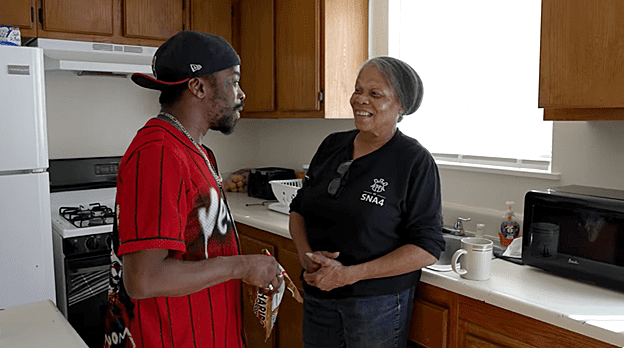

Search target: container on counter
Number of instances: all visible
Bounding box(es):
[248,167,296,200]
[0,25,21,46]
[296,164,309,180]
[476,223,486,237]
[499,201,521,247]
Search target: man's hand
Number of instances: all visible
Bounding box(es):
[240,254,284,295]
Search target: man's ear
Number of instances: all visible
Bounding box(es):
[187,77,207,98]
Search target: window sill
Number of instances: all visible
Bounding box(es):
[436,161,561,181]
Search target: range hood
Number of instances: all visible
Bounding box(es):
[27,38,157,75]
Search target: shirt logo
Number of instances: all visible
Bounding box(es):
[198,187,232,258]
[190,64,203,73]
[360,178,388,207]
[370,178,388,193]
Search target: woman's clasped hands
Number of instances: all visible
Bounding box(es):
[303,251,358,291]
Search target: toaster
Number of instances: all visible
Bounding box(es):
[247,167,296,200]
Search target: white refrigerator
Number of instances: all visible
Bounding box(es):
[0,45,55,309]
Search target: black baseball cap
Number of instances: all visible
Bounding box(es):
[132,30,240,90]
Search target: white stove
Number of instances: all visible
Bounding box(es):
[47,157,121,347]
[50,187,116,239]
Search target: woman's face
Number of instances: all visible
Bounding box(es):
[350,64,403,137]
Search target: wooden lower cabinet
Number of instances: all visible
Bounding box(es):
[237,225,617,348]
[410,283,618,348]
[239,233,276,348]
[458,320,535,348]
[409,283,454,348]
[237,223,303,348]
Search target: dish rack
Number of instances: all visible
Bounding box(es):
[268,179,303,214]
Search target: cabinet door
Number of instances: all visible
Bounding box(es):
[40,0,114,36]
[276,248,303,348]
[408,298,448,348]
[458,320,536,348]
[239,0,275,112]
[0,0,37,37]
[123,0,184,40]
[539,0,624,120]
[190,0,233,45]
[239,234,276,348]
[275,0,320,112]
[458,295,618,348]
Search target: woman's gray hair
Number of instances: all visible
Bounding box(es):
[360,57,423,122]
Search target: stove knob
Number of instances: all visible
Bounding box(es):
[85,236,100,250]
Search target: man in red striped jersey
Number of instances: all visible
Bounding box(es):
[103,31,283,348]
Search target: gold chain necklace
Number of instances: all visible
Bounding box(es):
[158,112,223,189]
[158,112,241,252]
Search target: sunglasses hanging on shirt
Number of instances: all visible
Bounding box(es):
[327,160,353,198]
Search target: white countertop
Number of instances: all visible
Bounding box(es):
[226,192,624,347]
[227,192,292,238]
[0,300,88,347]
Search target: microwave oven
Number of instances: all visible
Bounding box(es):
[522,185,624,291]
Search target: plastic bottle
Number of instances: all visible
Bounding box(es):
[296,164,309,180]
[499,201,521,247]
[476,223,485,237]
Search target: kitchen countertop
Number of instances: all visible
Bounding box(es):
[226,192,624,347]
[0,300,88,347]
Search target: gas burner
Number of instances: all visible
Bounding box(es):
[59,203,114,228]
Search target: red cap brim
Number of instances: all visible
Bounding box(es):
[131,73,190,90]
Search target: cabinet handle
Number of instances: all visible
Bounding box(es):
[31,7,34,23]
[318,90,324,102]
[38,8,43,24]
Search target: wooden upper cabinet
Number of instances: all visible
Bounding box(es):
[239,0,275,112]
[40,0,114,36]
[323,0,368,119]
[539,0,624,120]
[275,0,320,112]
[123,0,184,41]
[2,0,189,46]
[0,0,37,37]
[190,0,233,45]
[236,0,368,118]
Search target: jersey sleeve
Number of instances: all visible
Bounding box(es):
[116,142,188,256]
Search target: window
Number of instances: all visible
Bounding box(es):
[386,0,552,171]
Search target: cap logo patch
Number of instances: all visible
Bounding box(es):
[190,64,202,73]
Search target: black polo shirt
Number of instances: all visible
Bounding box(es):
[290,129,445,298]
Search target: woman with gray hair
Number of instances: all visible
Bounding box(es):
[289,56,445,348]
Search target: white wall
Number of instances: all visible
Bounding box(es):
[44,71,624,237]
[44,70,355,174]
[45,70,160,159]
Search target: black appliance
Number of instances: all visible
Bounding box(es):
[523,185,624,291]
[247,167,296,200]
[49,156,121,347]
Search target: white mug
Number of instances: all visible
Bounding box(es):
[451,237,493,281]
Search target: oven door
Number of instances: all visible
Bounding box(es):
[65,252,110,348]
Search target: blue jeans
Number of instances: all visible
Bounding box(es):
[302,287,415,348]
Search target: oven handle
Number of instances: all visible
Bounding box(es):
[66,254,110,275]
[69,264,110,276]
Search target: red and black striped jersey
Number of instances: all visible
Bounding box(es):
[104,118,243,348]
